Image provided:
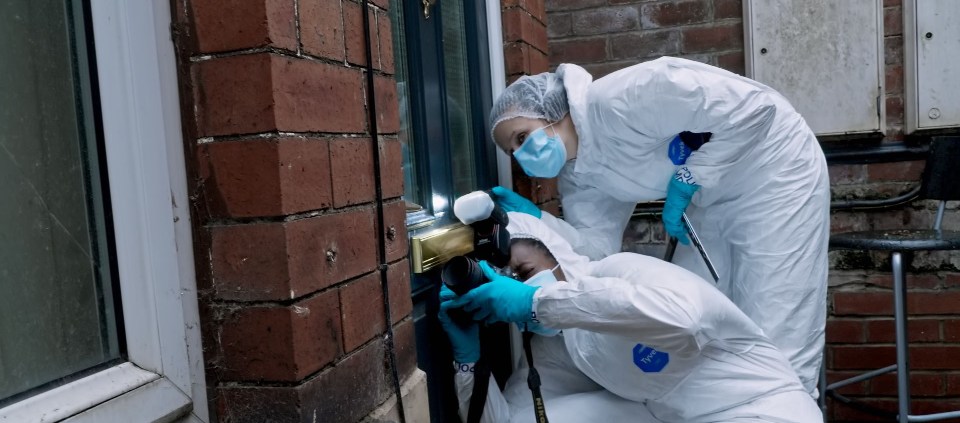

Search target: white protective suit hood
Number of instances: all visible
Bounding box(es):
[506,211,593,284]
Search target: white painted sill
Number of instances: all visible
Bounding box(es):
[0,363,191,423]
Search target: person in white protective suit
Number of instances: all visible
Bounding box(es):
[440,212,822,423]
[485,57,830,397]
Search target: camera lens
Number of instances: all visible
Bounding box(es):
[442,256,488,296]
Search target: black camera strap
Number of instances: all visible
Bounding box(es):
[466,327,492,423]
[523,327,550,423]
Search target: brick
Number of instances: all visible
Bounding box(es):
[300,0,344,60]
[871,372,943,396]
[216,385,300,423]
[545,0,605,12]
[197,137,332,218]
[907,291,960,315]
[388,259,413,322]
[549,38,607,64]
[330,138,375,207]
[340,273,385,352]
[682,23,743,54]
[379,138,404,199]
[378,10,395,74]
[884,0,901,6]
[547,13,573,38]
[195,54,365,136]
[344,1,377,66]
[504,42,532,75]
[947,274,960,289]
[945,319,960,342]
[384,200,409,262]
[530,48,550,73]
[272,55,366,133]
[716,51,745,76]
[714,0,743,20]
[885,35,903,65]
[503,8,549,53]
[219,339,392,423]
[886,95,904,125]
[190,0,297,53]
[826,370,869,396]
[866,273,940,290]
[914,399,960,416]
[884,6,903,37]
[947,373,960,395]
[886,64,904,95]
[912,346,960,370]
[829,164,867,185]
[833,291,894,316]
[286,207,379,293]
[830,397,896,422]
[393,317,419,380]
[826,319,865,344]
[641,0,709,29]
[573,6,639,36]
[299,340,393,423]
[832,345,896,370]
[611,30,681,60]
[194,53,275,136]
[374,74,400,134]
[582,60,633,79]
[210,222,290,300]
[219,289,342,381]
[865,318,941,343]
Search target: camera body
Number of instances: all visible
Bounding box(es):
[442,190,512,296]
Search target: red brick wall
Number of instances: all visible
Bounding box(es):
[170,1,415,422]
[502,0,563,216]
[545,0,960,420]
[546,0,744,78]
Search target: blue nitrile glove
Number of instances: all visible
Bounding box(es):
[490,186,541,218]
[663,166,700,245]
[438,286,480,363]
[448,261,540,324]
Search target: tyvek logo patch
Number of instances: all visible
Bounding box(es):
[633,343,669,373]
[668,135,691,165]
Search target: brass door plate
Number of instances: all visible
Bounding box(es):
[411,224,474,273]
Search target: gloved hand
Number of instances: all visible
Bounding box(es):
[490,186,541,218]
[663,166,700,245]
[448,261,540,324]
[438,285,480,363]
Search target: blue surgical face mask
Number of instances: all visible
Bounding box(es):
[518,264,562,337]
[513,123,567,178]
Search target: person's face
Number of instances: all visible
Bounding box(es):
[492,117,556,155]
[508,242,559,282]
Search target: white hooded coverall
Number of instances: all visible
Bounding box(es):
[452,213,822,423]
[537,57,830,396]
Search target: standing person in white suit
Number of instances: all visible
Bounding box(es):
[484,56,831,397]
[441,212,822,423]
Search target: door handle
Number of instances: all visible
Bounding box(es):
[422,0,436,19]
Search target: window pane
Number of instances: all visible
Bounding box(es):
[440,1,478,198]
[388,0,426,214]
[0,0,121,404]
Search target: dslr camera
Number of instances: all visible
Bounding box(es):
[441,190,513,297]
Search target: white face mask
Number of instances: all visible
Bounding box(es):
[518,264,561,337]
[525,264,561,288]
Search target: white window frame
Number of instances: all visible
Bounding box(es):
[0,1,208,422]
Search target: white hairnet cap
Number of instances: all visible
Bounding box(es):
[506,212,592,283]
[489,72,570,143]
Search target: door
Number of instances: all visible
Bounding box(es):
[388,1,508,421]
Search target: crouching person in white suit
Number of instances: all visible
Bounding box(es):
[441,212,822,423]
